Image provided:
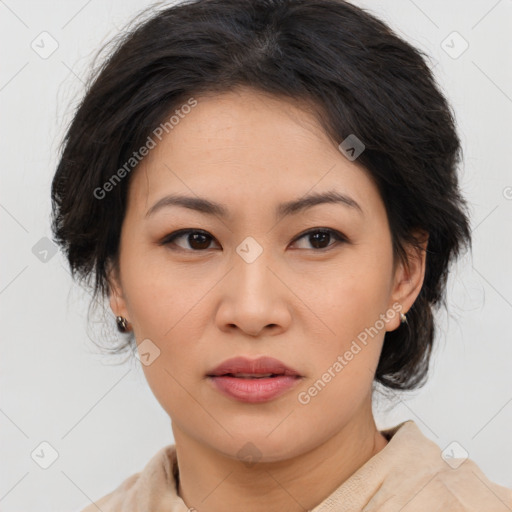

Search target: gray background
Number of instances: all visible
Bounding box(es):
[1,0,511,510]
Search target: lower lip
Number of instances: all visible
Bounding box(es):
[207,375,301,403]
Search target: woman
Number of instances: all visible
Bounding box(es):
[51,0,512,510]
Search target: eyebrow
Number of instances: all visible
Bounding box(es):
[145,190,364,220]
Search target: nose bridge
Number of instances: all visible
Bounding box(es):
[233,235,276,300]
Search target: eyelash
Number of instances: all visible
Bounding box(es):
[159,228,348,252]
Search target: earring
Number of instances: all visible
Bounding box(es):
[116,315,128,332]
[400,312,408,324]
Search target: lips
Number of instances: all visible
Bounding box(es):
[206,356,301,379]
[206,356,302,403]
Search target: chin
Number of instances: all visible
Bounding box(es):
[206,427,312,465]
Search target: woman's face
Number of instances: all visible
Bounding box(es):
[109,87,425,461]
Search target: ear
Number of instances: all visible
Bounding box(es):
[106,259,131,324]
[386,230,429,332]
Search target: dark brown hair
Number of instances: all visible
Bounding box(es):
[51,0,472,390]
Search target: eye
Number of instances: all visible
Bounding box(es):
[160,229,219,251]
[291,228,347,250]
[159,227,347,252]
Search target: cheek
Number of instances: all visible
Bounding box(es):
[296,282,387,421]
[307,250,393,337]
[119,241,196,333]
[294,249,392,400]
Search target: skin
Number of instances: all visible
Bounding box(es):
[108,86,428,512]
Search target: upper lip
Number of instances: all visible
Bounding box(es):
[207,356,301,377]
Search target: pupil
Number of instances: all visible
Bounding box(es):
[311,232,329,249]
[190,233,210,250]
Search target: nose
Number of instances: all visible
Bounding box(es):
[214,245,292,337]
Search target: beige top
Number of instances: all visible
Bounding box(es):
[80,420,512,511]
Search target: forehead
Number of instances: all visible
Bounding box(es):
[163,87,333,155]
[126,87,383,221]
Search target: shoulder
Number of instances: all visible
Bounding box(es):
[370,420,512,511]
[78,444,180,512]
[79,472,140,512]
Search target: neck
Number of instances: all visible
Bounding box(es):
[173,408,388,512]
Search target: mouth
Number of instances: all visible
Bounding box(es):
[206,356,302,403]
